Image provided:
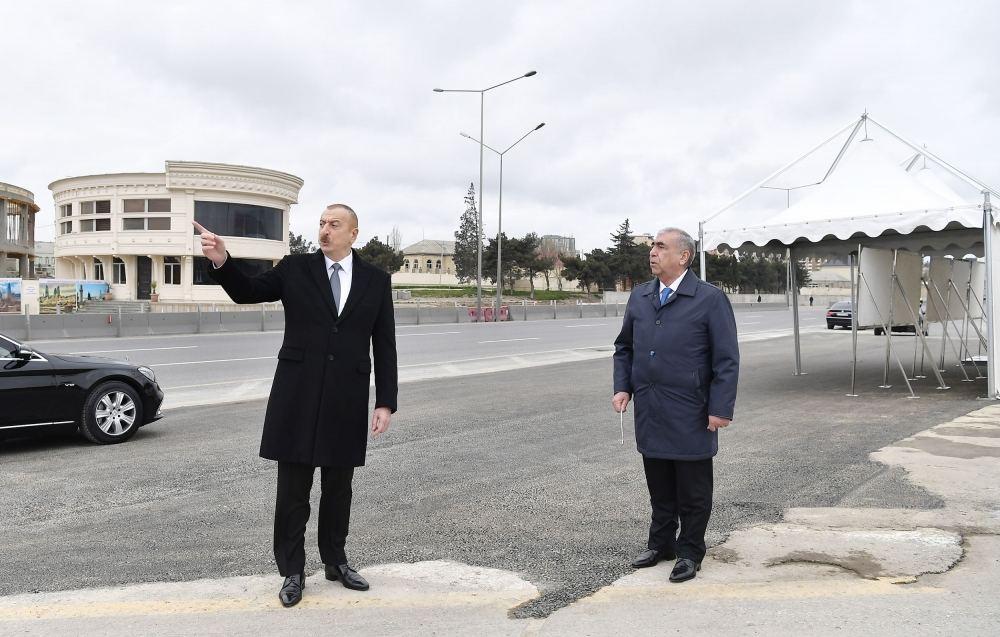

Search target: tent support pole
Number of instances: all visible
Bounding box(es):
[880,250,899,388]
[926,279,977,382]
[847,250,859,396]
[893,275,950,390]
[937,260,954,372]
[949,278,989,351]
[983,191,998,399]
[790,248,804,375]
[860,271,917,398]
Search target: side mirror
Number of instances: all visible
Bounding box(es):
[14,346,36,361]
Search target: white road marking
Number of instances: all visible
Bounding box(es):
[478,338,541,344]
[69,346,199,354]
[398,331,461,337]
[564,324,609,328]
[163,377,274,391]
[741,321,762,325]
[152,356,275,367]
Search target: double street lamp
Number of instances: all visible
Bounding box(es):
[460,123,545,319]
[434,70,537,320]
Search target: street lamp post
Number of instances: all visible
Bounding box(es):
[434,70,537,321]
[460,123,545,320]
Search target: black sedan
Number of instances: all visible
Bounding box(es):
[1,333,164,444]
[825,301,854,329]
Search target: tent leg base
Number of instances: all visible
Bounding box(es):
[878,384,892,389]
[846,393,860,397]
[936,386,951,390]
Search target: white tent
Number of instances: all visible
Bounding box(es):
[699,113,1000,398]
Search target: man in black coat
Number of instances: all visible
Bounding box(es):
[613,227,739,583]
[194,203,397,607]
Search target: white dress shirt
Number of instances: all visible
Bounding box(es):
[325,251,353,314]
[659,269,687,301]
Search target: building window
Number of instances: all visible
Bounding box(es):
[93,258,104,281]
[194,201,282,241]
[81,200,111,215]
[148,199,171,212]
[436,259,442,272]
[163,256,181,284]
[60,221,73,234]
[425,259,432,271]
[60,204,72,217]
[403,259,409,272]
[124,198,172,213]
[122,217,171,231]
[81,219,111,232]
[193,256,272,285]
[123,199,145,213]
[112,257,126,284]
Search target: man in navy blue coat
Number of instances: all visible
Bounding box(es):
[613,227,739,583]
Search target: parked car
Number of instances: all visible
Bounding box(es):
[0,333,164,444]
[825,301,854,329]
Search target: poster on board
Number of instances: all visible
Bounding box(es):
[857,247,922,329]
[0,278,21,313]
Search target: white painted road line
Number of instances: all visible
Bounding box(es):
[398,332,461,337]
[152,356,275,367]
[478,338,541,344]
[741,321,761,325]
[163,377,275,391]
[564,324,609,328]
[69,345,200,354]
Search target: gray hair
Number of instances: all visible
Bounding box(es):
[656,227,696,264]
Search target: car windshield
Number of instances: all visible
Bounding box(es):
[0,335,20,357]
[831,302,852,310]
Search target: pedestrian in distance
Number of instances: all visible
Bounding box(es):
[194,203,398,607]
[809,295,814,306]
[612,227,740,583]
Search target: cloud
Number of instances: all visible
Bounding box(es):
[2,0,998,254]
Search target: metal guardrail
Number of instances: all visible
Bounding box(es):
[0,299,791,341]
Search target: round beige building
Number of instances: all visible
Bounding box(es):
[50,161,303,304]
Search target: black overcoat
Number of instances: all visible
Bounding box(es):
[209,249,398,467]
[613,271,739,460]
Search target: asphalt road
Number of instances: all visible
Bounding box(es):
[20,307,830,398]
[0,320,985,618]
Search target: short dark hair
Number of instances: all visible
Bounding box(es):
[324,203,358,228]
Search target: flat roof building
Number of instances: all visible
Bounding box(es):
[50,161,303,303]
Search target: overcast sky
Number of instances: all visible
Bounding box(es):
[3,1,998,253]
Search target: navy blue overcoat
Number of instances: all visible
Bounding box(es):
[613,271,739,460]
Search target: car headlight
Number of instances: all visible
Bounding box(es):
[137,366,156,382]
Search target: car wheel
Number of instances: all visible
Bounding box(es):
[827,323,834,329]
[874,327,884,336]
[79,381,143,444]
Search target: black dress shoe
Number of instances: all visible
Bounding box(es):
[631,548,676,568]
[325,563,370,591]
[279,573,305,607]
[669,558,701,583]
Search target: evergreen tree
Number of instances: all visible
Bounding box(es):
[357,236,405,274]
[607,218,650,289]
[288,231,315,254]
[453,182,481,283]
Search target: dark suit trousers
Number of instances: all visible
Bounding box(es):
[273,462,354,576]
[642,456,713,563]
